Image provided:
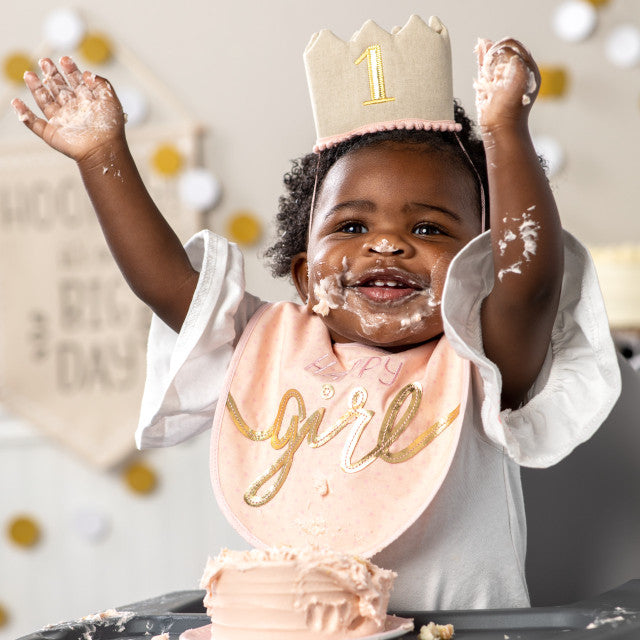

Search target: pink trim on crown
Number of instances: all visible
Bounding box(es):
[314,118,462,152]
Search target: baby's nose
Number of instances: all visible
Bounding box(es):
[365,235,406,255]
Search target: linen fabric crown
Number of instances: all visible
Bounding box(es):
[304,15,461,152]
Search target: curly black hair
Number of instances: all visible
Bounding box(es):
[264,101,489,279]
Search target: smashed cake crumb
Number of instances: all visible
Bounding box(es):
[419,621,455,640]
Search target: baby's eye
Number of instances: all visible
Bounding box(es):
[339,221,368,234]
[413,223,443,236]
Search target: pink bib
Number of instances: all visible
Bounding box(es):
[211,302,469,557]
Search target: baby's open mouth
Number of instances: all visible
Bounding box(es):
[348,269,426,304]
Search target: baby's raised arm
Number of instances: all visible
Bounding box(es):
[474,39,564,409]
[12,57,198,333]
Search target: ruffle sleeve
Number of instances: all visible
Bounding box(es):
[442,230,621,468]
[136,231,264,449]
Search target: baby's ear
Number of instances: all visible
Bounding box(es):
[291,252,309,302]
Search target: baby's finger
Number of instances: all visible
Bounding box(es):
[495,38,534,63]
[39,58,74,106]
[494,38,540,99]
[84,71,118,103]
[11,98,49,139]
[489,38,538,76]
[23,71,59,120]
[508,39,540,90]
[58,56,93,100]
[475,38,493,69]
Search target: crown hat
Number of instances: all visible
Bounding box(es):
[304,15,461,152]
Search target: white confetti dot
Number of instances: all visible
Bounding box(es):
[605,24,640,68]
[117,86,149,126]
[43,8,87,50]
[532,134,565,177]
[178,169,222,210]
[72,508,110,542]
[552,0,597,43]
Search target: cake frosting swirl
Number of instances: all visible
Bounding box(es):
[199,547,397,639]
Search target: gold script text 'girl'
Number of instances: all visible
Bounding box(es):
[226,384,459,507]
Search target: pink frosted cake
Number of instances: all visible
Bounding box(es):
[198,547,402,640]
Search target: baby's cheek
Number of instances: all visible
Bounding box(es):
[430,254,454,298]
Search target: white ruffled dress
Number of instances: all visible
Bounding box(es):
[136,229,620,611]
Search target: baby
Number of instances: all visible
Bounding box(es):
[12,16,619,611]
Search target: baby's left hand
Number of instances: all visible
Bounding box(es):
[474,38,540,133]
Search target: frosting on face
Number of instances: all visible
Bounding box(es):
[311,252,449,346]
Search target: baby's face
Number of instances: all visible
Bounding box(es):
[291,142,482,349]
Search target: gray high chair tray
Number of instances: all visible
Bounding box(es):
[17,579,640,640]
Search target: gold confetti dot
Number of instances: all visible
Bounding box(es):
[585,0,610,6]
[227,211,262,246]
[538,67,569,98]
[78,33,113,65]
[152,144,183,175]
[3,52,32,84]
[123,461,157,494]
[0,603,8,628]
[7,515,41,548]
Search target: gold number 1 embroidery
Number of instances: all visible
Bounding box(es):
[354,45,395,106]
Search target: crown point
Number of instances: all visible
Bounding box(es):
[352,19,388,43]
[304,28,343,55]
[428,16,445,35]
[395,15,426,35]
[305,30,321,52]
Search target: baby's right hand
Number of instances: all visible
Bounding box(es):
[11,57,125,162]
